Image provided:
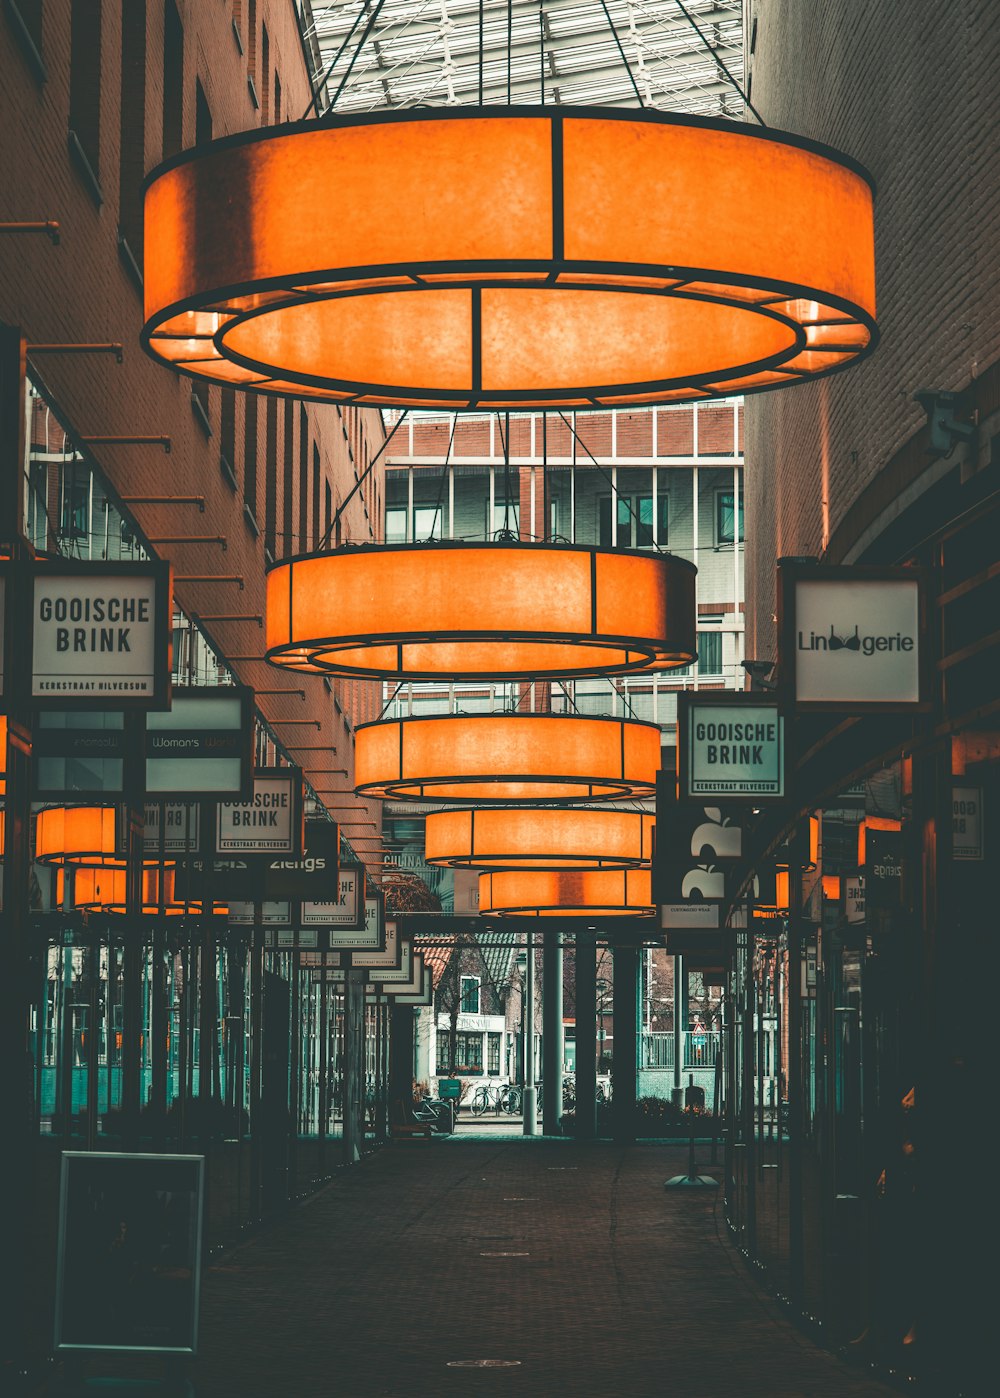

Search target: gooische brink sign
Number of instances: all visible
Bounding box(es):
[31,564,170,706]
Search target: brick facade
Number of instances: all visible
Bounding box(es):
[0,1,387,867]
[742,0,1000,662]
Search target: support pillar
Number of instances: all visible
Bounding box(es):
[612,940,639,1143]
[542,932,563,1135]
[575,932,598,1139]
[522,933,537,1135]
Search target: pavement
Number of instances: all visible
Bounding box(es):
[40,1137,908,1398]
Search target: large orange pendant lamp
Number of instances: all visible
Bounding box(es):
[61,865,226,916]
[425,807,654,871]
[265,542,696,681]
[479,867,654,918]
[354,714,660,804]
[141,109,875,409]
[34,805,173,869]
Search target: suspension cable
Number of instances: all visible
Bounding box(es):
[597,0,645,106]
[325,0,391,113]
[319,410,410,549]
[300,1,367,119]
[673,0,765,124]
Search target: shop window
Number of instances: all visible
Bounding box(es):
[487,1032,501,1075]
[599,494,667,548]
[716,490,744,544]
[460,976,481,1014]
[453,1031,483,1074]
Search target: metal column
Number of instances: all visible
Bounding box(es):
[542,931,563,1135]
[612,941,639,1143]
[574,932,598,1139]
[522,933,537,1135]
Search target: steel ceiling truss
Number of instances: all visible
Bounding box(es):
[301,0,744,116]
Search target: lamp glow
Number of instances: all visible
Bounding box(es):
[425,807,654,870]
[479,867,654,917]
[354,714,660,804]
[142,108,876,410]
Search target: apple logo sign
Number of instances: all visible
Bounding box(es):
[690,807,742,860]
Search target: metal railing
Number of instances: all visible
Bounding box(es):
[641,1031,721,1070]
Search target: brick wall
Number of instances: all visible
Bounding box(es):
[742,0,1000,662]
[0,1,386,862]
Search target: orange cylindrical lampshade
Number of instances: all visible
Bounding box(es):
[355,715,661,803]
[62,865,226,916]
[142,109,876,410]
[266,542,696,681]
[479,867,653,917]
[35,805,119,864]
[425,807,654,870]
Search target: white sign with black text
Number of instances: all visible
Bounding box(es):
[217,774,297,854]
[32,571,162,700]
[301,865,362,928]
[844,875,866,924]
[793,576,921,705]
[685,702,784,798]
[953,785,984,861]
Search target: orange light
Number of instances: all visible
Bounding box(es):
[266,542,696,681]
[354,714,660,804]
[142,109,876,410]
[479,867,653,917]
[857,814,901,865]
[776,869,790,911]
[822,874,841,901]
[424,807,654,870]
[34,805,174,870]
[62,865,226,916]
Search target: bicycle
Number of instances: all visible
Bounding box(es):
[470,1082,521,1115]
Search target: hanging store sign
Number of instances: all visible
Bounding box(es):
[143,803,200,855]
[301,862,364,930]
[779,564,929,710]
[864,827,902,909]
[652,802,743,905]
[362,936,413,983]
[844,874,866,924]
[228,899,292,927]
[145,686,253,798]
[266,927,320,949]
[349,919,405,972]
[33,714,126,796]
[660,903,721,930]
[376,950,425,994]
[31,561,172,708]
[953,785,984,861]
[678,693,785,800]
[388,964,434,1007]
[263,819,339,898]
[174,854,264,901]
[216,769,303,855]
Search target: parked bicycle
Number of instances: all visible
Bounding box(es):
[470,1082,520,1115]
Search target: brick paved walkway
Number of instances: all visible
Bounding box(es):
[53,1139,907,1397]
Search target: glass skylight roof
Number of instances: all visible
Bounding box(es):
[299,0,744,117]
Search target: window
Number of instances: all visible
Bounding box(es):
[599,494,668,548]
[282,399,294,558]
[716,490,744,544]
[487,1032,501,1075]
[460,976,481,1014]
[453,1031,483,1074]
[244,396,258,520]
[385,505,407,544]
[698,631,723,676]
[311,444,321,548]
[414,504,443,540]
[220,390,236,488]
[298,407,309,549]
[69,0,103,199]
[162,0,183,159]
[7,0,45,83]
[118,0,146,276]
[486,499,519,537]
[264,396,278,558]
